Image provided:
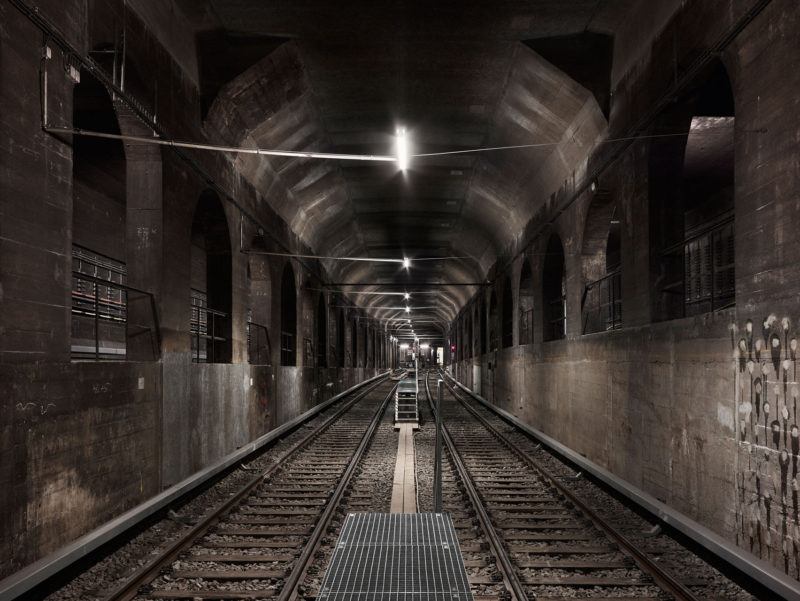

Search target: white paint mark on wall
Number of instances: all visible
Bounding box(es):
[138,377,145,390]
[717,403,734,431]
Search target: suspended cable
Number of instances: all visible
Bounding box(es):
[44,126,736,163]
[410,129,736,158]
[44,126,396,162]
[242,250,408,264]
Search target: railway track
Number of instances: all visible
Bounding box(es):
[81,376,397,601]
[38,368,766,601]
[423,369,758,601]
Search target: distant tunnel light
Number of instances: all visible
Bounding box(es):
[403,256,411,269]
[405,306,410,313]
[420,343,430,349]
[404,292,410,300]
[396,127,408,170]
[400,343,409,350]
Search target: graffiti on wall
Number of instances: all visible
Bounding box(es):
[734,315,799,575]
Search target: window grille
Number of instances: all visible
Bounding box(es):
[684,219,735,315]
[71,245,127,359]
[281,331,295,366]
[190,290,227,363]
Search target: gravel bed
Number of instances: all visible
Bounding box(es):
[448,375,763,601]
[415,375,510,599]
[299,399,398,598]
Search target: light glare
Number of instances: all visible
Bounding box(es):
[396,127,408,170]
[403,257,411,269]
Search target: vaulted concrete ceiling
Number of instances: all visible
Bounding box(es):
[185,0,629,340]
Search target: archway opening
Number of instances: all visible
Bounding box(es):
[351,318,358,368]
[581,193,621,334]
[519,259,534,344]
[316,294,327,368]
[280,263,297,366]
[489,291,498,351]
[71,74,127,360]
[502,275,513,348]
[543,233,566,341]
[480,297,487,354]
[649,61,735,320]
[190,191,232,363]
[247,235,271,364]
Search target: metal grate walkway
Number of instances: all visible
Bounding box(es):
[317,513,473,601]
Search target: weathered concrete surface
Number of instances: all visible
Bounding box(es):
[0,0,392,580]
[447,0,800,580]
[161,354,250,487]
[2,0,799,589]
[0,361,161,576]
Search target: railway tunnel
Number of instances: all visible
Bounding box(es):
[1,0,800,599]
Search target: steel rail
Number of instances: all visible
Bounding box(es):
[423,371,529,601]
[440,371,702,601]
[280,381,399,601]
[102,376,390,601]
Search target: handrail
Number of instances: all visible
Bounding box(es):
[582,268,622,334]
[190,305,227,318]
[190,304,228,363]
[72,271,151,299]
[247,321,271,365]
[72,271,161,360]
[584,266,621,291]
[662,213,734,255]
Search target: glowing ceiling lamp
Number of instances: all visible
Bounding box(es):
[396,127,408,171]
[402,256,411,269]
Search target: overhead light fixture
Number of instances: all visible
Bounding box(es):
[396,127,408,171]
[404,292,410,300]
[403,256,411,269]
[405,306,410,313]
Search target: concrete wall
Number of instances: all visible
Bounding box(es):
[450,0,800,581]
[0,361,162,575]
[0,0,385,578]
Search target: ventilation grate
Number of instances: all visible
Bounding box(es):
[317,513,473,601]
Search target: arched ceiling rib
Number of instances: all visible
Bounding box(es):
[197,1,627,336]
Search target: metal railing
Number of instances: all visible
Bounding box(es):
[190,303,227,363]
[280,331,295,366]
[546,295,566,341]
[661,216,734,318]
[247,322,271,365]
[71,271,160,361]
[582,268,622,334]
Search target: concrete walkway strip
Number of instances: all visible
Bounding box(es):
[390,423,418,513]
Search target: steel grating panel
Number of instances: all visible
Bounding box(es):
[317,513,474,601]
